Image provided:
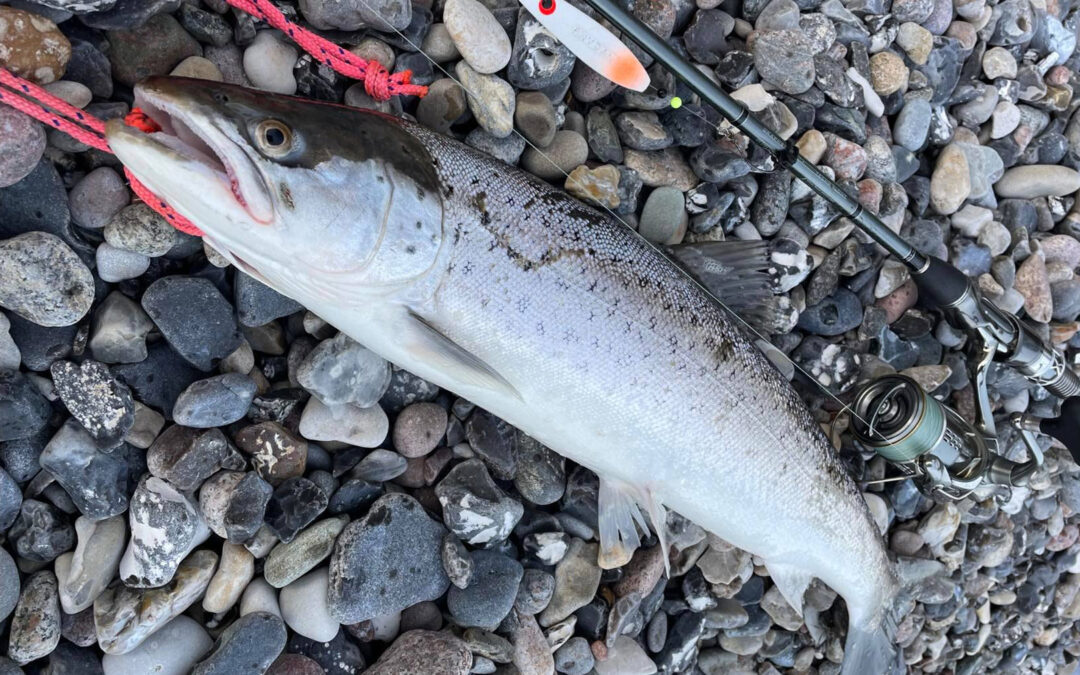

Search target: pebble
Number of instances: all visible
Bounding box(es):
[51,359,135,448]
[202,541,254,614]
[365,630,472,675]
[299,398,389,447]
[264,477,327,543]
[522,130,589,180]
[594,635,657,674]
[240,577,281,618]
[1016,253,1053,323]
[102,616,213,675]
[264,515,348,588]
[752,30,815,94]
[448,550,523,629]
[436,458,523,545]
[106,13,200,87]
[443,0,510,74]
[0,548,17,622]
[300,0,412,31]
[57,515,125,614]
[868,51,908,95]
[103,203,179,257]
[280,567,340,642]
[192,612,286,675]
[120,476,210,588]
[10,499,74,561]
[417,78,467,133]
[982,46,1017,79]
[456,62,515,138]
[638,187,689,244]
[328,493,449,623]
[170,55,223,80]
[173,373,257,427]
[41,420,131,519]
[929,144,971,215]
[96,243,150,282]
[243,31,298,95]
[234,273,302,327]
[141,276,243,371]
[297,332,391,407]
[8,570,60,665]
[995,165,1080,199]
[89,292,154,364]
[0,107,46,189]
[539,539,601,627]
[236,421,308,485]
[508,12,576,91]
[0,7,70,84]
[147,425,231,491]
[0,232,94,327]
[69,170,130,230]
[96,549,218,654]
[515,91,558,147]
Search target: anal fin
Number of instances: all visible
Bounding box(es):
[764,560,814,616]
[403,311,521,400]
[598,477,669,574]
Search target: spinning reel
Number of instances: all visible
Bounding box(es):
[849,270,1080,501]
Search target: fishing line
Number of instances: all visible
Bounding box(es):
[345,0,905,456]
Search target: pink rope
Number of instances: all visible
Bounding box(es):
[0,1,428,238]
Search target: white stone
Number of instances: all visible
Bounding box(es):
[443,0,511,74]
[996,165,1080,199]
[299,398,389,447]
[96,243,151,282]
[990,100,1021,139]
[58,515,125,613]
[950,204,993,237]
[862,493,889,535]
[102,616,212,675]
[240,577,281,618]
[279,567,340,642]
[243,31,298,95]
[0,313,21,370]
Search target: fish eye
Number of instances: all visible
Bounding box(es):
[255,119,293,157]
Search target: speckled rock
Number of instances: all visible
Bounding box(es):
[120,475,210,588]
[0,232,94,327]
[265,515,348,588]
[365,630,472,675]
[50,359,135,448]
[0,7,71,84]
[8,570,60,665]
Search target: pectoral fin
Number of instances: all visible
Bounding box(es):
[403,311,521,400]
[764,560,814,615]
[598,477,669,574]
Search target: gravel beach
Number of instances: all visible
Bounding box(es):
[0,0,1079,672]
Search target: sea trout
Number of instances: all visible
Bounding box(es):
[106,77,902,672]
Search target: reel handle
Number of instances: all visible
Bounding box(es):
[1041,397,1080,464]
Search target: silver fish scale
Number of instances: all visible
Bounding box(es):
[404,122,897,621]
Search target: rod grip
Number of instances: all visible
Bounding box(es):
[911,256,972,307]
[1042,397,1080,464]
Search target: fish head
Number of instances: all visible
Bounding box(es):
[105,77,445,303]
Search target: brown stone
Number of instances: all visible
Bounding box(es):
[0,7,70,84]
[1016,253,1053,323]
[234,422,307,485]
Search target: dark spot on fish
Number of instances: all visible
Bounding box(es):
[376,175,386,184]
[405,245,416,254]
[278,183,294,210]
[417,185,426,200]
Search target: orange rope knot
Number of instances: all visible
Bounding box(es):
[124,107,161,133]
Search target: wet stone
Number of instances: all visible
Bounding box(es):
[328,493,450,623]
[448,550,523,630]
[0,370,52,441]
[436,458,523,546]
[10,499,74,562]
[236,421,308,485]
[40,420,130,520]
[141,277,242,372]
[234,272,303,327]
[8,570,60,666]
[173,373,257,428]
[95,549,218,655]
[120,476,210,588]
[147,425,231,491]
[464,409,518,480]
[297,332,392,408]
[513,438,565,505]
[515,567,555,615]
[51,360,135,448]
[264,476,327,543]
[192,612,286,675]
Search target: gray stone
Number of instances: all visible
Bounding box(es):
[120,475,210,588]
[264,516,349,588]
[448,550,523,630]
[328,493,450,623]
[0,232,94,327]
[40,420,130,520]
[89,292,154,364]
[173,374,257,428]
[297,332,392,408]
[57,515,125,614]
[436,459,523,546]
[8,571,60,665]
[101,616,212,675]
[365,630,472,675]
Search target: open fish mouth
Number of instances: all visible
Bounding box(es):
[104,82,275,225]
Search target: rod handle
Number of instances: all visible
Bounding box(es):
[911,257,972,307]
[1042,397,1080,464]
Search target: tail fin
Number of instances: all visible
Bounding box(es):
[841,622,905,675]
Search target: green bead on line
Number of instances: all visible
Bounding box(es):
[669,96,682,109]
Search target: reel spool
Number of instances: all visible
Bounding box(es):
[849,375,991,500]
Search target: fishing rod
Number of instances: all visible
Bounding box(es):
[577,0,1080,500]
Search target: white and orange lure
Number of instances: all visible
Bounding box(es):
[518,0,651,92]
